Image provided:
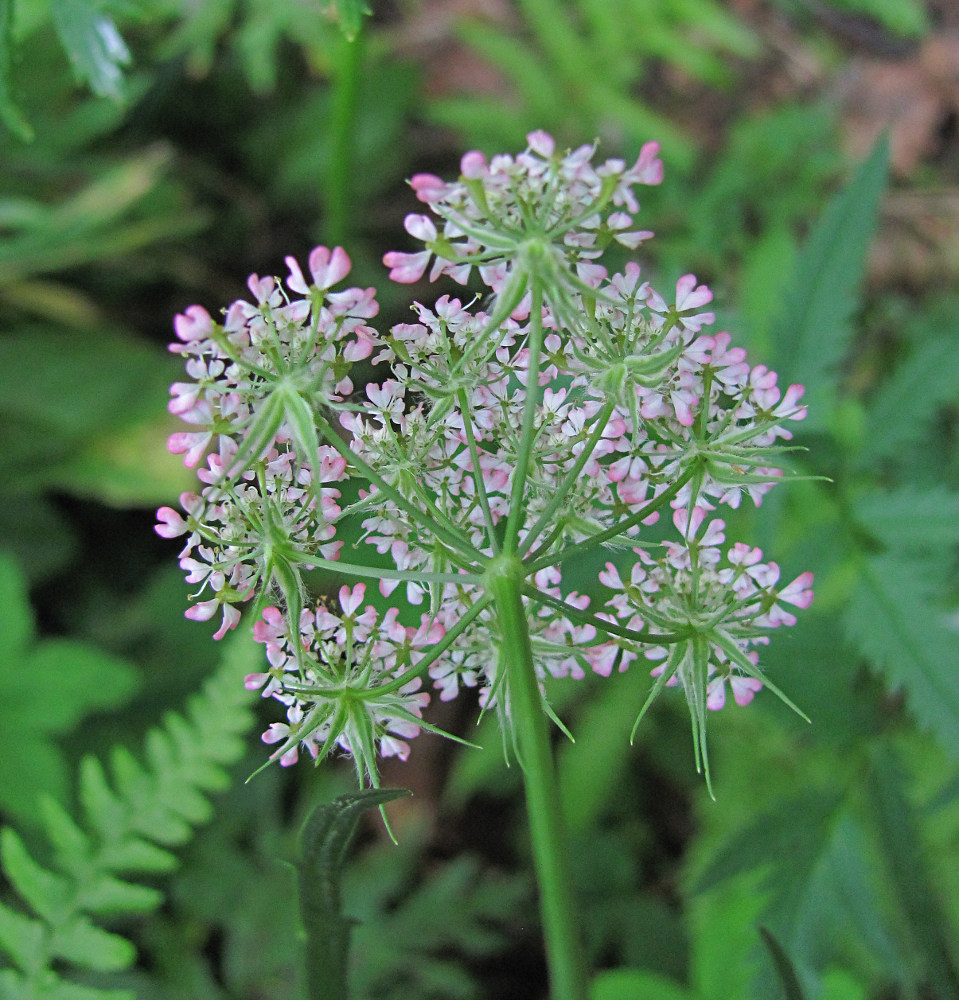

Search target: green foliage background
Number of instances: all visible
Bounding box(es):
[1,0,957,997]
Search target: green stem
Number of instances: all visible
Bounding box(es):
[503,279,545,556]
[316,416,479,562]
[307,556,483,588]
[457,387,500,553]
[521,397,616,559]
[488,558,588,1000]
[323,31,362,247]
[527,464,697,574]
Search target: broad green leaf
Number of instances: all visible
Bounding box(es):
[0,735,67,822]
[771,136,889,427]
[0,0,32,140]
[50,0,130,100]
[852,486,959,549]
[591,969,694,1000]
[49,916,135,971]
[844,554,959,757]
[298,788,412,1000]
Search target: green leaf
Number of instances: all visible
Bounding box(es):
[866,746,959,996]
[590,968,694,1000]
[1,829,71,924]
[49,916,135,971]
[298,788,412,1000]
[860,332,959,465]
[852,486,959,549]
[50,0,131,100]
[0,0,33,140]
[844,553,959,757]
[759,926,808,1000]
[0,899,44,973]
[771,136,889,426]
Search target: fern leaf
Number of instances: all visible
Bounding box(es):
[852,485,959,549]
[844,554,959,757]
[770,136,889,427]
[860,332,959,466]
[0,631,259,996]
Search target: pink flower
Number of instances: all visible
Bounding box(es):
[286,246,351,294]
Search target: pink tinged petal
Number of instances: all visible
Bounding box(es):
[460,150,488,178]
[172,305,214,344]
[599,563,624,589]
[185,599,219,623]
[731,676,763,706]
[633,141,663,185]
[340,583,366,616]
[404,214,437,242]
[342,334,373,362]
[285,256,310,295]
[527,130,555,157]
[778,572,814,609]
[167,431,211,468]
[213,604,241,640]
[310,245,351,288]
[155,507,189,538]
[675,274,713,311]
[383,250,431,283]
[244,673,269,691]
[707,678,727,711]
[410,173,448,202]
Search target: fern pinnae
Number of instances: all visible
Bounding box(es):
[0,630,260,998]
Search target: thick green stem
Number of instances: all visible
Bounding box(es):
[488,557,588,1000]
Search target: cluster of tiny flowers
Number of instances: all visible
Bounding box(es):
[244,584,437,782]
[158,131,813,782]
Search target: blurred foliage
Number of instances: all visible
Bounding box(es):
[1,0,958,997]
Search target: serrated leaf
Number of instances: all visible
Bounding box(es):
[0,899,44,972]
[49,916,135,971]
[860,334,959,465]
[866,746,959,996]
[771,136,889,426]
[50,0,131,100]
[1,830,70,924]
[852,486,959,549]
[298,788,412,1000]
[844,554,959,756]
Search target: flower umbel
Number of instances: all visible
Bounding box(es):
[159,132,813,788]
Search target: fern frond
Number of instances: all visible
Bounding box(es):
[0,630,259,999]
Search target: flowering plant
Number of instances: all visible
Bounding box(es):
[157,131,813,1000]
